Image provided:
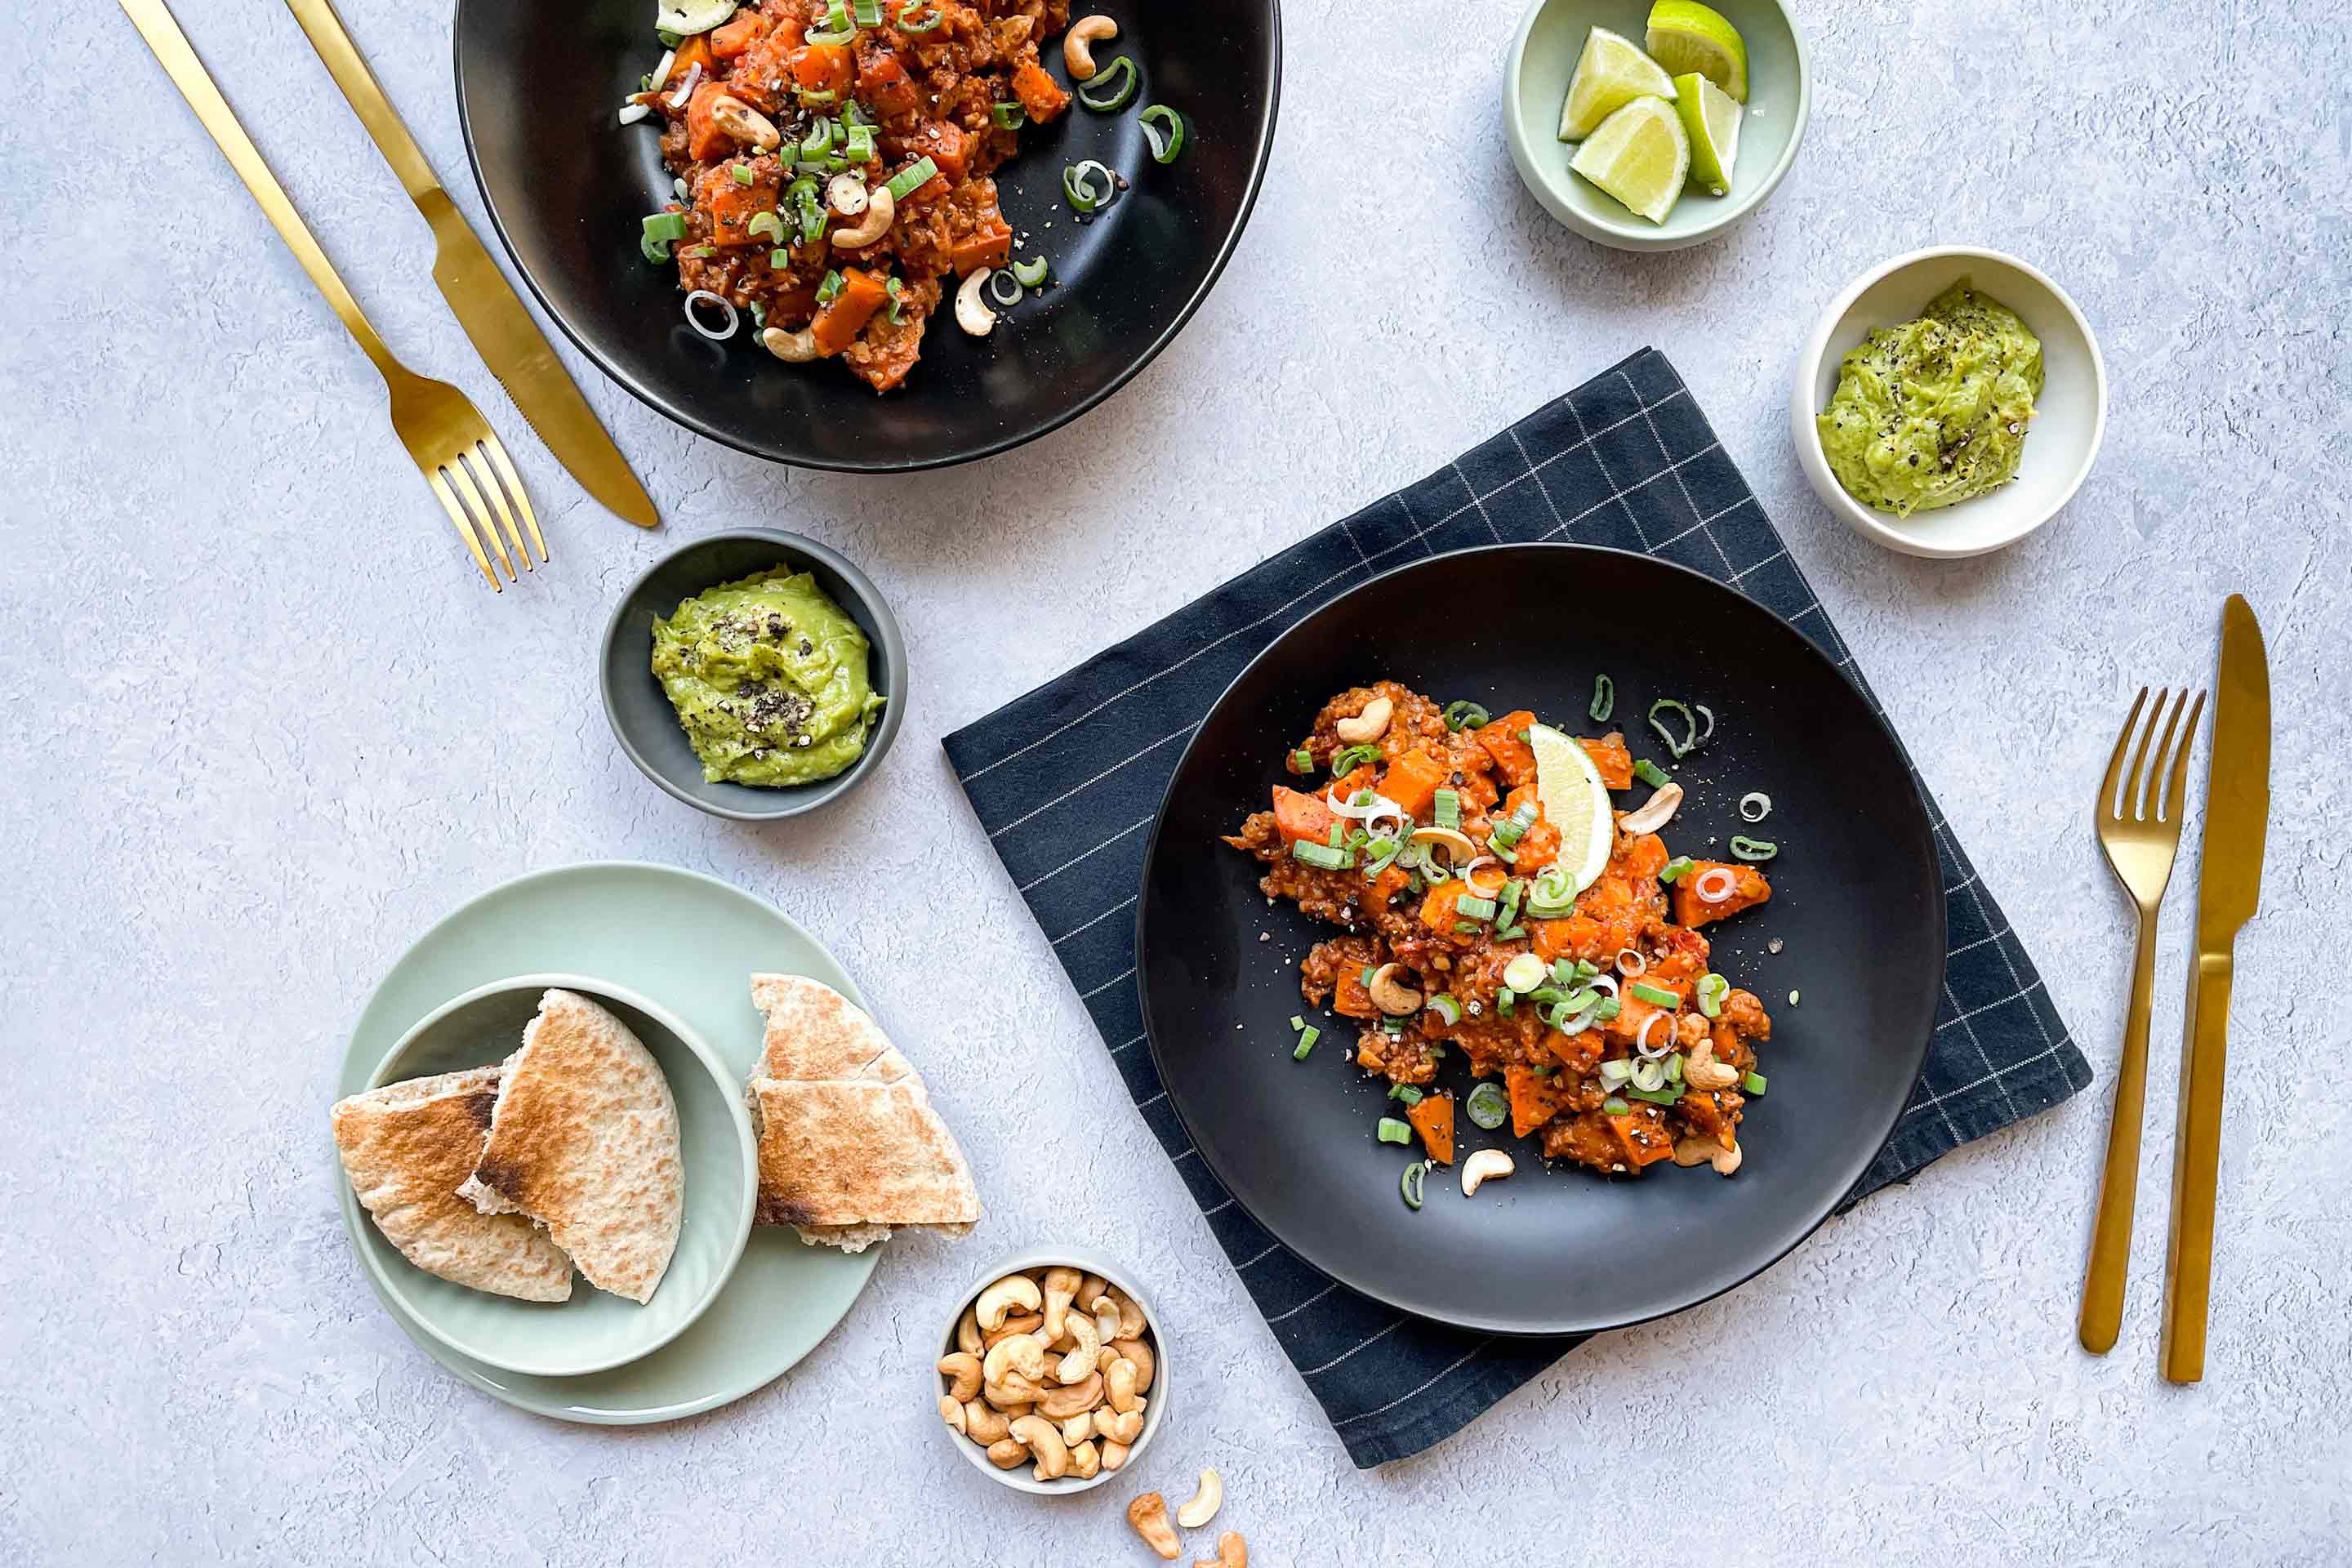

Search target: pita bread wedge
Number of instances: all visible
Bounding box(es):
[746,1078,980,1250]
[457,989,684,1304]
[332,1067,572,1302]
[750,972,915,1085]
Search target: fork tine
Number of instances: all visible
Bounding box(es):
[427,469,501,592]
[444,458,518,581]
[2158,690,2207,825]
[460,444,531,574]
[477,434,546,564]
[2123,686,2169,820]
[2143,689,2189,824]
[2100,687,2149,821]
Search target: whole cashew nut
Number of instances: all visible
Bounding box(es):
[1100,1437,1129,1472]
[1683,1036,1740,1091]
[1112,1337,1154,1392]
[964,1399,1013,1443]
[1040,1265,1083,1344]
[1058,1411,1094,1446]
[955,1308,982,1356]
[1105,1356,1139,1414]
[1126,1493,1180,1561]
[956,268,997,336]
[828,184,894,248]
[1093,1298,1122,1347]
[938,1394,967,1435]
[1056,1308,1101,1383]
[1069,1437,1102,1479]
[1036,1371,1102,1420]
[1008,1414,1070,1481]
[1176,1468,1224,1529]
[1461,1147,1515,1196]
[1334,694,1393,744]
[1077,1273,1111,1310]
[982,1332,1046,1392]
[982,1311,1043,1349]
[760,326,818,363]
[935,1351,982,1402]
[1618,781,1684,835]
[709,93,781,149]
[1103,1286,1147,1340]
[1712,1139,1743,1176]
[1096,1407,1144,1445]
[1194,1531,1249,1568]
[1366,961,1423,1016]
[985,1438,1030,1469]
[1062,15,1118,79]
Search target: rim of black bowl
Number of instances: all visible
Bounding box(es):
[451,2,1285,473]
[600,528,908,820]
[1133,542,1946,1335]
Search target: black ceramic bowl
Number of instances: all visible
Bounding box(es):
[601,529,907,820]
[1137,545,1945,1335]
[453,1,1281,470]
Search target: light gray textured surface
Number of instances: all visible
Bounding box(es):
[3,0,2347,1562]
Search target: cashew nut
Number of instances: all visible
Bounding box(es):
[1096,1406,1144,1445]
[1059,1411,1094,1446]
[1096,1344,1119,1374]
[1461,1148,1515,1196]
[956,268,997,336]
[1712,1139,1743,1175]
[935,1351,982,1402]
[1618,781,1684,835]
[955,1307,982,1356]
[1127,1492,1180,1561]
[985,1437,1030,1469]
[1036,1371,1102,1419]
[1056,1307,1101,1383]
[1063,15,1118,79]
[1113,1336,1154,1392]
[828,184,893,248]
[759,326,818,363]
[1669,1135,1743,1174]
[938,1394,967,1435]
[708,93,780,149]
[1009,1414,1070,1481]
[1105,1356,1139,1414]
[983,1311,1044,1348]
[826,172,869,217]
[1040,1265,1083,1344]
[1093,1297,1122,1348]
[964,1398,1013,1443]
[1175,1468,1224,1529]
[1069,1438,1102,1479]
[1194,1531,1248,1568]
[1334,694,1393,744]
[1077,1272,1111,1310]
[1682,1036,1740,1091]
[1366,961,1423,1016]
[982,1331,1047,1386]
[1102,1286,1146,1339]
[1100,1437,1129,1472]
[1408,824,1477,866]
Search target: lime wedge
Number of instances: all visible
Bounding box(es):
[1646,0,1748,102]
[1568,96,1689,224]
[1528,724,1615,896]
[1670,72,1742,194]
[1557,26,1677,142]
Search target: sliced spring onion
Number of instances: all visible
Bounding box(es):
[815,268,846,305]
[667,60,703,109]
[1466,1081,1508,1131]
[1664,1053,1684,1085]
[682,288,739,341]
[1496,991,1516,1017]
[885,155,939,201]
[1293,1024,1320,1060]
[795,87,838,105]
[1740,791,1773,822]
[1602,1096,1632,1116]
[1743,1071,1767,1095]
[618,101,655,127]
[882,276,903,323]
[1442,700,1490,732]
[648,47,679,90]
[1291,840,1348,871]
[1331,742,1382,775]
[1630,1058,1666,1093]
[807,1,856,42]
[1138,103,1185,163]
[1648,697,1700,758]
[1454,893,1497,920]
[1502,953,1547,993]
[1376,1116,1413,1146]
[770,249,791,268]
[1290,1014,1306,1031]
[1526,862,1579,918]
[1590,674,1615,722]
[800,117,835,159]
[1077,54,1138,111]
[1062,158,1114,212]
[1634,1010,1673,1061]
[853,0,882,22]
[1659,855,1695,884]
[639,210,688,261]
[1401,1161,1427,1210]
[1432,788,1460,829]
[1616,948,1646,977]
[731,163,755,185]
[1496,877,1526,933]
[1428,993,1463,1026]
[987,269,1024,308]
[1287,746,1313,774]
[1490,800,1538,850]
[746,210,786,243]
[1628,981,1681,1008]
[1730,836,1779,862]
[895,1,943,31]
[844,123,876,164]
[1388,1084,1424,1105]
[1011,254,1049,287]
[1454,920,1481,934]
[1633,758,1671,790]
[1598,1058,1633,1087]
[991,100,1027,130]
[1695,704,1717,742]
[1696,973,1730,1018]
[1625,1084,1684,1107]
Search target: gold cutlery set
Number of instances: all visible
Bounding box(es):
[2079,595,2271,1380]
[118,0,657,591]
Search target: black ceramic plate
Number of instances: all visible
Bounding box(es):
[1137,545,1944,1335]
[452,0,1280,470]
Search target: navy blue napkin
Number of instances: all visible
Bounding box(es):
[943,349,2089,1468]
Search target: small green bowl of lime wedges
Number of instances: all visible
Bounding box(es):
[1505,0,1810,251]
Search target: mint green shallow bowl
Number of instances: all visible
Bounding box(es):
[335,863,884,1423]
[1504,0,1810,252]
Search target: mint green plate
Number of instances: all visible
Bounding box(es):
[336,862,882,1423]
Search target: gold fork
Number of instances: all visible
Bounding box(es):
[119,0,545,591]
[2078,685,2206,1354]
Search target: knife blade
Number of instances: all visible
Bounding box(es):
[284,0,659,531]
[2160,593,2270,1383]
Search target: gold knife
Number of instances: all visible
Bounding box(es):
[2160,594,2270,1383]
[283,0,659,530]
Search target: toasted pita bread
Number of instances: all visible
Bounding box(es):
[749,972,914,1085]
[746,1078,980,1249]
[457,989,683,1303]
[332,1067,573,1302]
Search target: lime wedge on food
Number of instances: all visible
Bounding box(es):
[1670,72,1742,194]
[1557,26,1677,142]
[1528,723,1615,896]
[1569,96,1689,224]
[1646,0,1748,102]
[657,0,738,34]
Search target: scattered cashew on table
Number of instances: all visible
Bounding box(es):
[936,1264,1158,1482]
[1128,1488,1246,1565]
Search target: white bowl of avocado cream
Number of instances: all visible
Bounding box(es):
[1793,247,2108,559]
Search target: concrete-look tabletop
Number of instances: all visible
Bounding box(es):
[4,0,2345,1561]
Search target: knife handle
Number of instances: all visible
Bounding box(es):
[283,0,443,206]
[2161,950,2234,1383]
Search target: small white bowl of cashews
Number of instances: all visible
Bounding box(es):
[932,1248,1171,1494]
